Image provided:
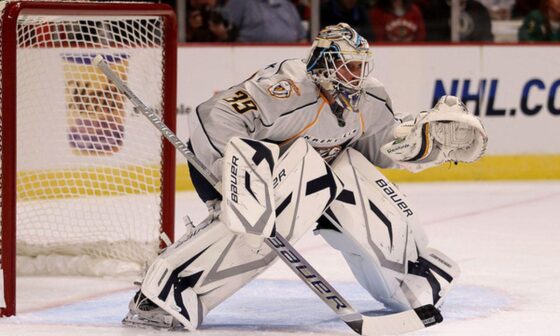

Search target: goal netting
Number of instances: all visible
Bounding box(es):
[0,0,176,315]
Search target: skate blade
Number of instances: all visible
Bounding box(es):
[122,311,182,331]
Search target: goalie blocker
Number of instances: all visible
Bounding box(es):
[125,138,458,331]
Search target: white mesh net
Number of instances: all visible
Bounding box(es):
[1,2,173,277]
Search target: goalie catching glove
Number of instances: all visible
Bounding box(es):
[381,95,488,172]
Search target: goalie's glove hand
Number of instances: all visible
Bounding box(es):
[381,96,488,171]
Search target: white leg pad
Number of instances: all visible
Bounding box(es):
[319,229,411,311]
[137,139,343,330]
[317,148,460,311]
[140,217,231,330]
[141,215,279,330]
[402,248,461,309]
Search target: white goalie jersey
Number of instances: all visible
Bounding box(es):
[125,24,470,334]
[188,58,410,177]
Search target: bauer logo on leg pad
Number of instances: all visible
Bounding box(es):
[222,137,279,238]
[375,179,414,217]
[229,155,240,203]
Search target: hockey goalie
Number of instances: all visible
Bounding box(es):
[122,23,487,332]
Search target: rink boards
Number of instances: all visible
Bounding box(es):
[174,44,560,185]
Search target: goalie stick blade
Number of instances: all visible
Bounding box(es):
[356,304,442,336]
[414,304,443,327]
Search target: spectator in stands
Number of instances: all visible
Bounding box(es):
[292,0,311,21]
[321,0,374,41]
[458,0,494,41]
[518,0,560,41]
[512,0,541,19]
[477,0,515,19]
[370,0,427,42]
[414,0,493,41]
[292,0,312,38]
[414,0,449,41]
[223,0,306,43]
[186,0,230,42]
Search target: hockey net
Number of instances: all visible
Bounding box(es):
[0,1,177,316]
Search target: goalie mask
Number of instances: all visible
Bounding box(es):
[306,23,373,113]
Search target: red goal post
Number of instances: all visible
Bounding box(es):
[0,1,177,316]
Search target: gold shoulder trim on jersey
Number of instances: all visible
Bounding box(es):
[280,97,327,146]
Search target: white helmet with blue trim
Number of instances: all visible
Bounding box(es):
[306,23,373,100]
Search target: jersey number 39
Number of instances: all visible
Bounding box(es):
[224,90,258,114]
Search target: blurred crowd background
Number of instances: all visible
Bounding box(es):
[161,0,560,43]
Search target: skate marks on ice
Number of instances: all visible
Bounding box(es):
[205,280,509,333]
[437,284,510,321]
[0,279,509,335]
[0,289,131,326]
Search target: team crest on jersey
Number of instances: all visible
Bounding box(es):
[316,145,343,163]
[268,79,300,99]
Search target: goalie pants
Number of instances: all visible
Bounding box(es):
[187,141,221,203]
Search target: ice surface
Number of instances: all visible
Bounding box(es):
[1,181,559,336]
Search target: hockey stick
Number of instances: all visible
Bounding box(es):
[93,55,442,335]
